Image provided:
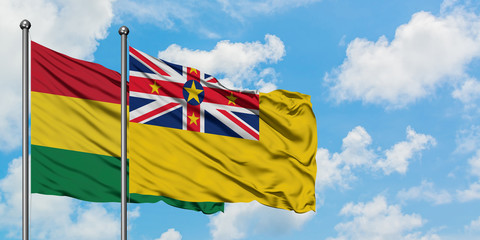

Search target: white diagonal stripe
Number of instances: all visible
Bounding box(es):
[205,108,258,140]
[202,102,259,115]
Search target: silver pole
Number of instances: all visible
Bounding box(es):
[119,25,129,240]
[20,19,31,240]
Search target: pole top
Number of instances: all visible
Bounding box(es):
[20,19,31,30]
[118,26,129,36]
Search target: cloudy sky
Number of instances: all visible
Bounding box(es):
[1,0,480,239]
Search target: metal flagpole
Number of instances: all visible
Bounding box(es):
[20,19,31,240]
[119,25,129,240]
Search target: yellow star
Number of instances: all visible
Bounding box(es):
[189,68,198,74]
[188,112,199,125]
[150,81,161,94]
[184,82,204,104]
[226,92,237,105]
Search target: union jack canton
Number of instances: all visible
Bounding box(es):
[129,47,260,141]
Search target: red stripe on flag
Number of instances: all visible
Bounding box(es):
[31,41,124,104]
[204,88,259,110]
[130,47,171,77]
[187,104,201,132]
[130,102,180,123]
[130,76,258,110]
[218,109,259,140]
[207,77,218,83]
[187,67,201,82]
[130,76,184,99]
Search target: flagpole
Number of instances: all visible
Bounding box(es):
[20,19,31,240]
[119,25,129,240]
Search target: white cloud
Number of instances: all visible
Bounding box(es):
[457,150,480,202]
[469,150,480,178]
[3,0,115,60]
[316,148,352,190]
[115,0,320,33]
[340,126,376,167]
[0,91,21,152]
[452,78,480,107]
[465,216,480,232]
[45,202,119,240]
[209,201,314,240]
[375,126,436,175]
[0,0,115,151]
[328,195,439,240]
[255,79,277,93]
[325,6,480,108]
[316,126,376,190]
[440,0,460,13]
[157,34,285,91]
[127,206,141,231]
[455,125,480,154]
[128,206,140,219]
[155,228,182,240]
[338,35,347,47]
[254,68,279,93]
[316,126,435,190]
[397,180,452,205]
[114,0,193,29]
[217,0,321,20]
[115,0,319,37]
[457,182,480,202]
[114,1,220,39]
[0,157,121,239]
[404,232,442,240]
[0,158,23,237]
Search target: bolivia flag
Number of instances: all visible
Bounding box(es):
[30,41,223,214]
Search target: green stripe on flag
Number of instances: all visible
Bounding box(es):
[31,145,223,214]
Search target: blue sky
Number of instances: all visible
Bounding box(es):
[1,0,480,239]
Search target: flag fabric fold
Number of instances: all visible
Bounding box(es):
[30,41,223,214]
[129,47,317,213]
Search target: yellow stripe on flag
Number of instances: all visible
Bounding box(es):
[129,90,317,213]
[31,92,121,157]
